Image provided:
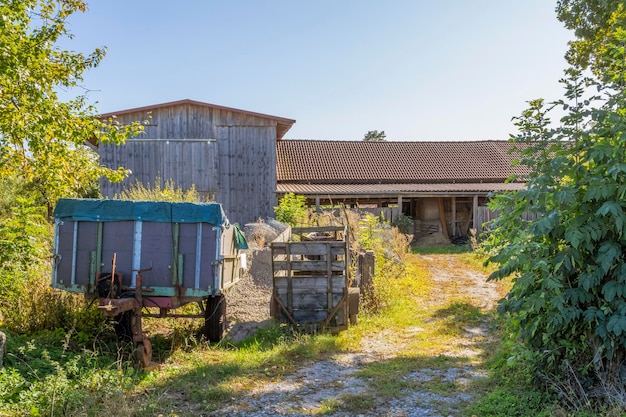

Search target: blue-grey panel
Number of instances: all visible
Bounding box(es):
[101,222,134,288]
[55,220,75,288]
[140,222,174,288]
[200,224,218,290]
[179,223,199,290]
[75,222,98,286]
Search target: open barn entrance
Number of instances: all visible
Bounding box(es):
[303,194,494,241]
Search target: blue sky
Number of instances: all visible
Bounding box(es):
[60,1,572,141]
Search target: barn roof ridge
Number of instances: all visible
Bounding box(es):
[99,98,296,124]
[99,98,296,140]
[282,139,512,143]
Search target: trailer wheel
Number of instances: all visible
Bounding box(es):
[114,311,133,341]
[269,292,279,318]
[204,295,226,343]
[348,287,360,326]
[135,340,152,368]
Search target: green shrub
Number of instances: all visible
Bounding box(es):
[274,192,308,226]
[116,175,206,202]
[0,333,137,416]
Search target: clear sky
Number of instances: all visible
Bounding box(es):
[59,1,573,141]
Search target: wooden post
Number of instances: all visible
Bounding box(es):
[396,195,403,222]
[451,196,457,237]
[472,195,479,231]
[437,197,449,237]
[315,195,321,213]
[361,250,375,301]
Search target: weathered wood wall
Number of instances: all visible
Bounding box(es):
[98,103,280,224]
[100,139,219,200]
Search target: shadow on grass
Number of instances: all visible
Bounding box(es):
[130,324,347,415]
[411,244,472,255]
[431,301,490,336]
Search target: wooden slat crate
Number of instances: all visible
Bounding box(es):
[270,226,351,331]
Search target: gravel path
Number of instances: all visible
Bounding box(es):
[212,253,502,417]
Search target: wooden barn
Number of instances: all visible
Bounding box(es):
[97,99,295,225]
[275,140,529,239]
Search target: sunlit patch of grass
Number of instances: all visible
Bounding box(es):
[316,397,340,414]
[316,393,375,415]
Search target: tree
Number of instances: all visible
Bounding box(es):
[557,0,625,77]
[362,130,386,142]
[0,0,143,215]
[485,4,626,405]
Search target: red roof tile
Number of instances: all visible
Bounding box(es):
[276,140,528,184]
[277,182,525,195]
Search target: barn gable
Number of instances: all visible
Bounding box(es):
[98,99,295,225]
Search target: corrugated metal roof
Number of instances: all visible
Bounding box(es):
[277,182,525,195]
[276,140,528,183]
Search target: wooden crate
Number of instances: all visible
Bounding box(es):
[270,226,350,331]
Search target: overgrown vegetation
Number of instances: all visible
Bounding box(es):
[0,0,144,333]
[482,1,626,413]
[274,192,308,226]
[0,0,144,216]
[116,176,207,202]
[0,193,422,415]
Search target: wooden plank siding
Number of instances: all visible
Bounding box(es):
[98,102,285,224]
[216,126,277,224]
[99,140,219,200]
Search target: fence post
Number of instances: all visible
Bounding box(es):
[361,250,375,300]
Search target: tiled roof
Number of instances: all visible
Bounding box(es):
[276,140,528,184]
[277,182,525,195]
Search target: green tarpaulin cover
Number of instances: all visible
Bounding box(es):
[54,198,226,226]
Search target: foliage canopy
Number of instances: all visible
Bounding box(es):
[362,130,386,142]
[485,3,626,402]
[0,0,143,214]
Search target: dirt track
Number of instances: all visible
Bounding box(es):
[213,253,503,417]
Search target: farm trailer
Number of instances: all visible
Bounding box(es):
[270,226,360,332]
[52,198,247,367]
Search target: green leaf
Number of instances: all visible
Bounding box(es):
[597,242,620,273]
[565,227,583,248]
[602,280,619,302]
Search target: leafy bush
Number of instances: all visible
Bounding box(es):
[116,176,206,202]
[484,7,626,409]
[350,213,412,313]
[0,331,137,416]
[274,192,308,226]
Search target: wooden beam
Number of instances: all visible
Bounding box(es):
[437,197,449,237]
[451,196,456,237]
[472,195,479,231]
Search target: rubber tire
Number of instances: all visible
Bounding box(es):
[348,287,360,326]
[269,293,279,319]
[204,295,227,343]
[135,341,152,369]
[114,311,133,341]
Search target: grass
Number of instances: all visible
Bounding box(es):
[0,245,562,416]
